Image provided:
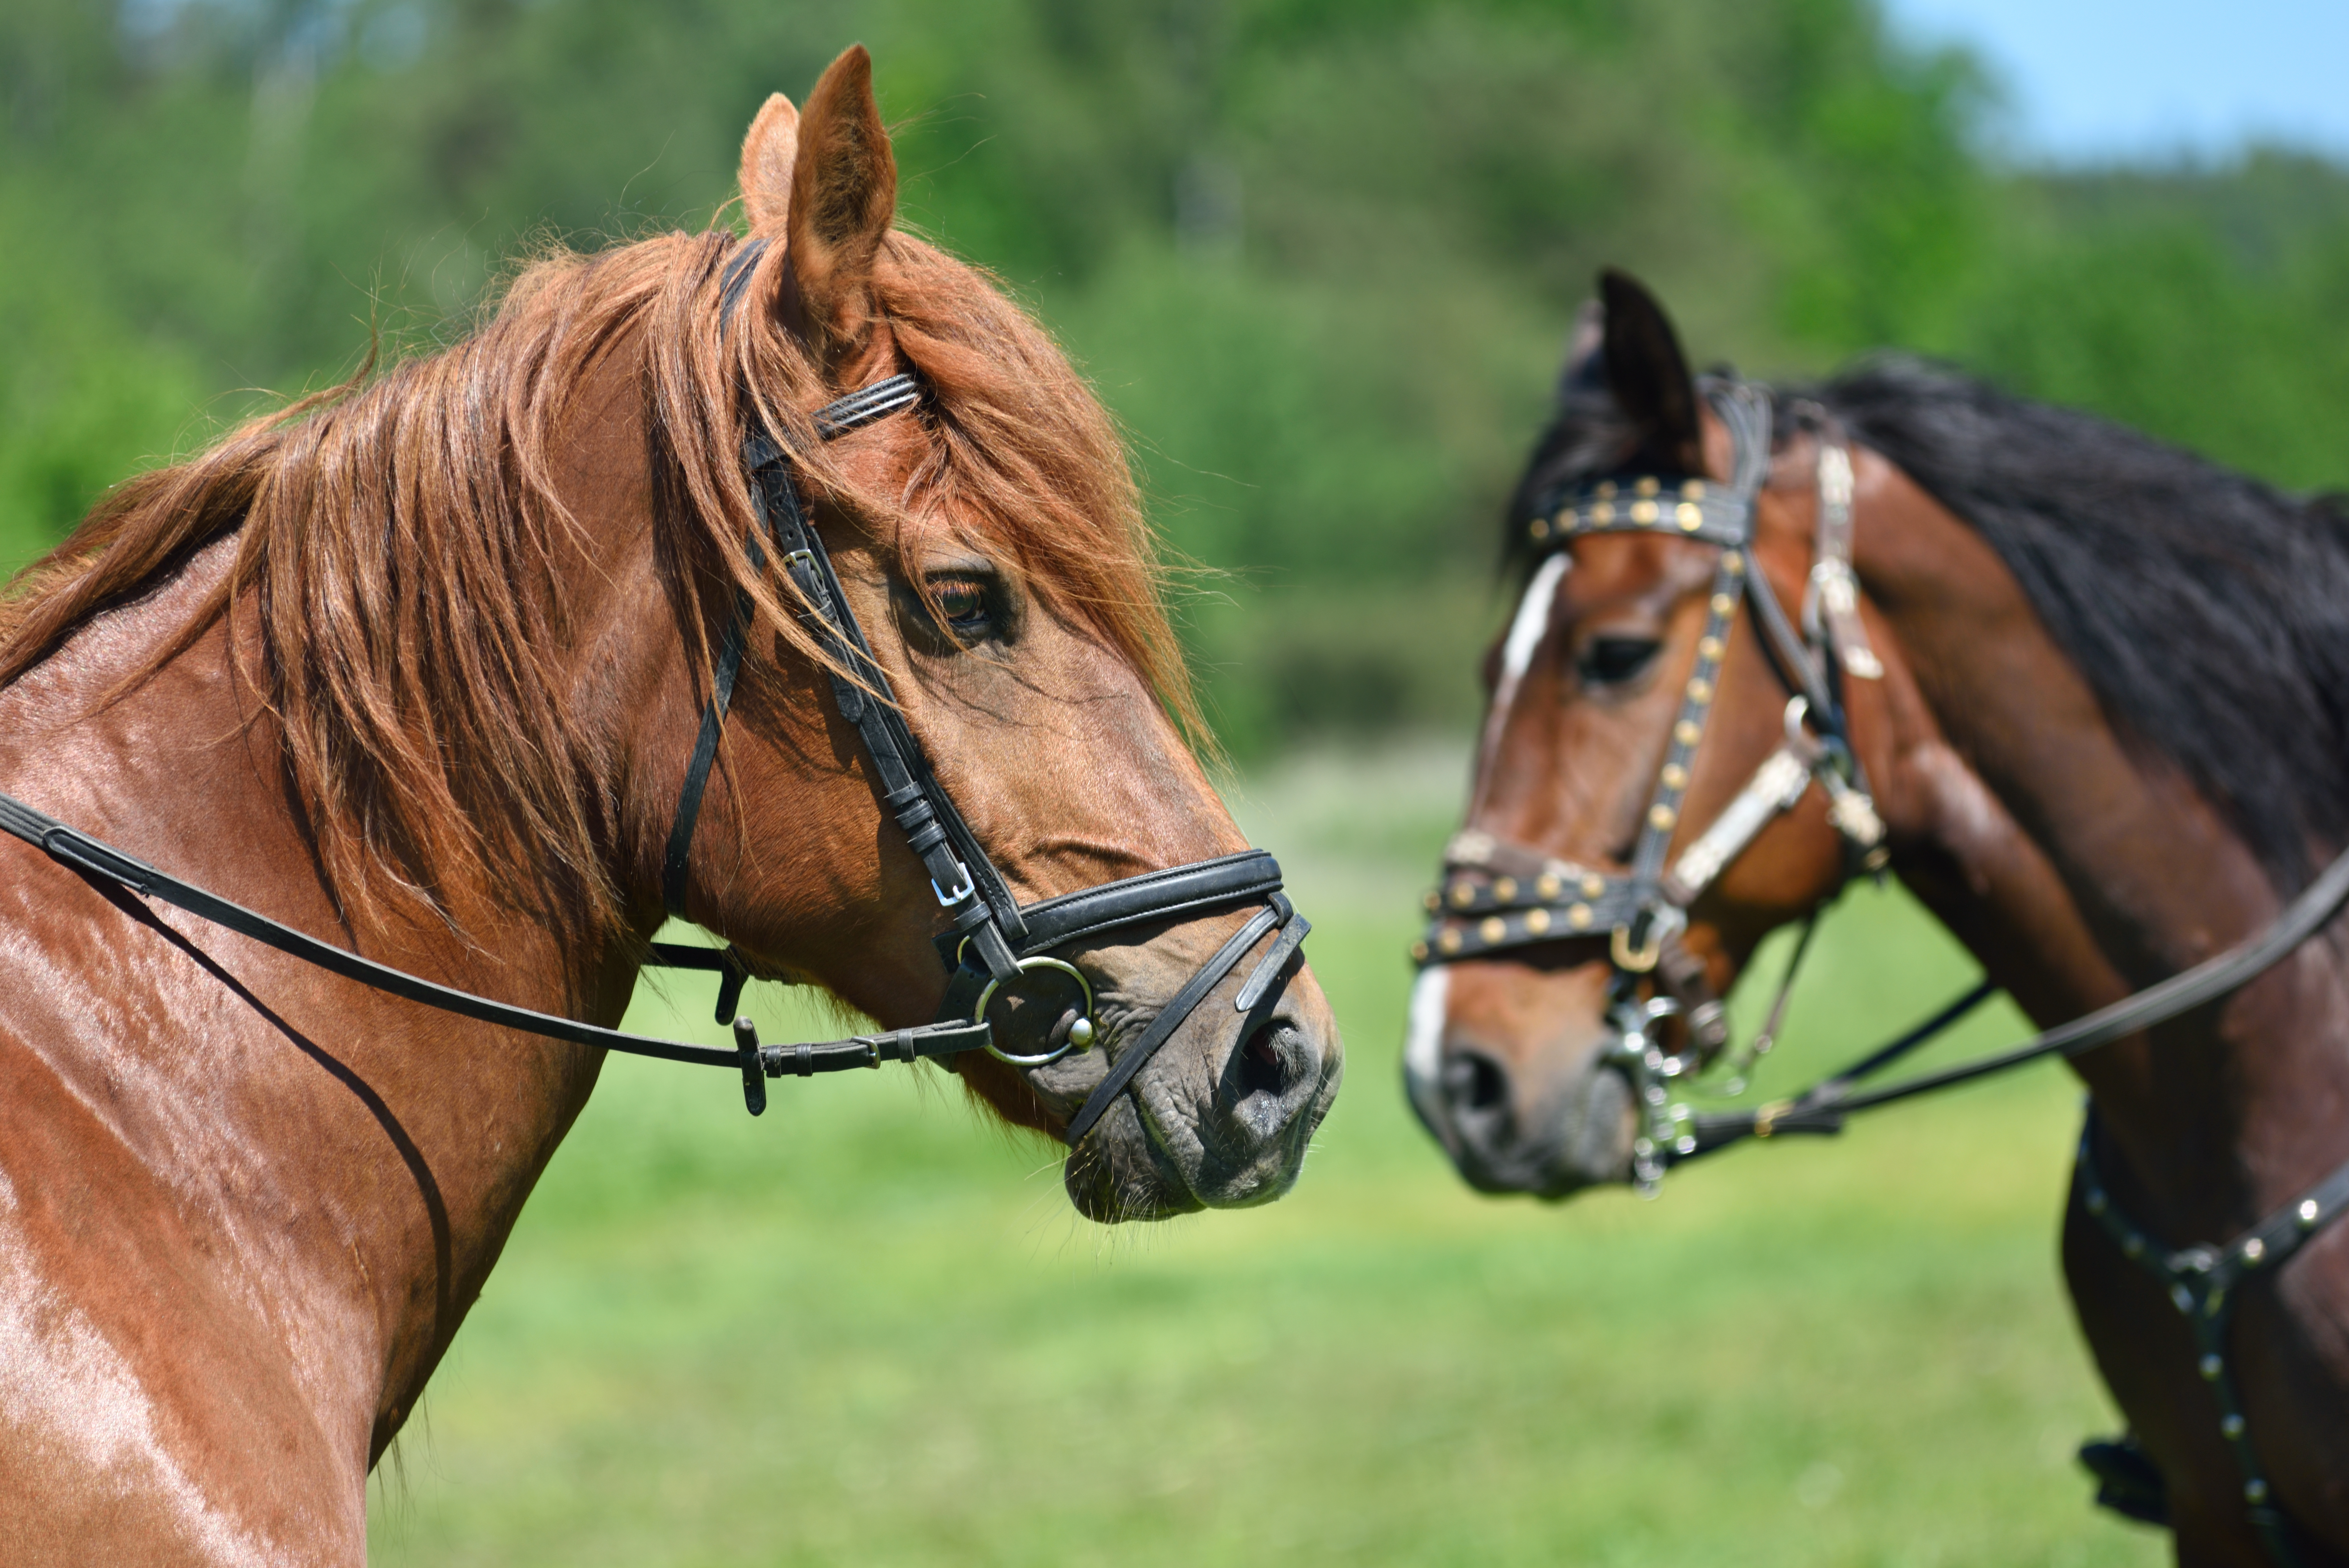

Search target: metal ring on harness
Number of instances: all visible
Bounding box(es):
[974,956,1098,1067]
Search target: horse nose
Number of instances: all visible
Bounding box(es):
[1421,1032,1636,1196]
[1436,1044,1533,1179]
[1186,1003,1342,1207]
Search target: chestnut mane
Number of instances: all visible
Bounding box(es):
[0,226,1194,944]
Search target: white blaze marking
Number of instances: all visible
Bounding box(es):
[1501,552,1571,690]
[1402,966,1452,1101]
[1474,551,1571,809]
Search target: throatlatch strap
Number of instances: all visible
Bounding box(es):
[661,597,750,918]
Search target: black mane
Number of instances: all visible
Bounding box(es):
[1502,356,2349,887]
[1820,358,2349,887]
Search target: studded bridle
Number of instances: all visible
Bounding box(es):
[1412,379,1889,1188]
[0,235,1308,1150]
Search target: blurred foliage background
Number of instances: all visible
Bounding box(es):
[5,6,2308,1561]
[12,0,2349,757]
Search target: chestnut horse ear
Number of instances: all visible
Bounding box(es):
[738,93,800,233]
[1598,269,1703,472]
[785,45,898,371]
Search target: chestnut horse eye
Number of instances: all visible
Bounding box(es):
[932,580,992,636]
[1577,636,1662,688]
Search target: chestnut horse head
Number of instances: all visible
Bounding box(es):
[0,48,1336,1558]
[1408,269,2349,1559]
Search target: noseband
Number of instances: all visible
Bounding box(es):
[1412,379,1889,1188]
[0,236,1308,1150]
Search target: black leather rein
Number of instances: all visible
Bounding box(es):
[0,255,1307,1144]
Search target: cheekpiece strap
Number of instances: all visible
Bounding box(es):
[661,366,936,922]
[1425,381,1777,972]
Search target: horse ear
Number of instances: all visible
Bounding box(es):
[1557,298,1606,398]
[738,93,800,233]
[785,45,897,370]
[1598,269,1702,472]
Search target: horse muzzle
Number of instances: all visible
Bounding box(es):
[1403,964,1638,1197]
[1026,917,1343,1222]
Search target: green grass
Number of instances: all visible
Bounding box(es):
[368,742,2162,1567]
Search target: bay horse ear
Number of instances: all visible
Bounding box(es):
[1557,298,1606,398]
[785,44,898,371]
[738,92,800,233]
[1598,269,1703,473]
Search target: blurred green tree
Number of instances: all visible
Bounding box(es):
[6,0,2347,753]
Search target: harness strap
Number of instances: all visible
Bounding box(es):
[2076,1117,2349,1566]
[0,789,993,1081]
[1667,830,2349,1157]
[1662,743,1811,905]
[661,592,752,917]
[1802,426,1882,680]
[1013,850,1284,954]
[740,421,1032,968]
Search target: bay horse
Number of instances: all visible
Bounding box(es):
[1407,270,2349,1565]
[0,47,1338,1563]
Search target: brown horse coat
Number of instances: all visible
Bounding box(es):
[0,50,1338,1563]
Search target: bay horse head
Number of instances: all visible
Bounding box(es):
[1405,268,2349,1560]
[0,47,1342,1553]
[1405,271,1870,1196]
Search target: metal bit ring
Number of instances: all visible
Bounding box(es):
[975,956,1098,1067]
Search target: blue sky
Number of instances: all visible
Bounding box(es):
[1880,0,2349,164]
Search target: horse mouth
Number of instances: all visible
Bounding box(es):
[1062,1104,1205,1221]
[1053,1010,1340,1223]
[1406,1038,1638,1199]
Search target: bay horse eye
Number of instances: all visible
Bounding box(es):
[1577,636,1662,689]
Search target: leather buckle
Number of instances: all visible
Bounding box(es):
[932,862,976,906]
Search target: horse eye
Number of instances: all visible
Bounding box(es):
[932,580,992,636]
[1577,636,1661,688]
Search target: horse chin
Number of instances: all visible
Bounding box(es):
[1534,1062,1640,1198]
[1061,1099,1206,1222]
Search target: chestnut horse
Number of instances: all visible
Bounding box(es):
[0,48,1338,1564]
[1408,271,2349,1564]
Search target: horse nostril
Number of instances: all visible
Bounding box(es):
[1442,1049,1510,1114]
[1235,1020,1293,1100]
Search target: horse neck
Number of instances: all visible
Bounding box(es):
[1852,475,2349,1236]
[0,344,698,1450]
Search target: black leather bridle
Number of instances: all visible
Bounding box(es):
[1408,373,2349,1562]
[0,237,1307,1149]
